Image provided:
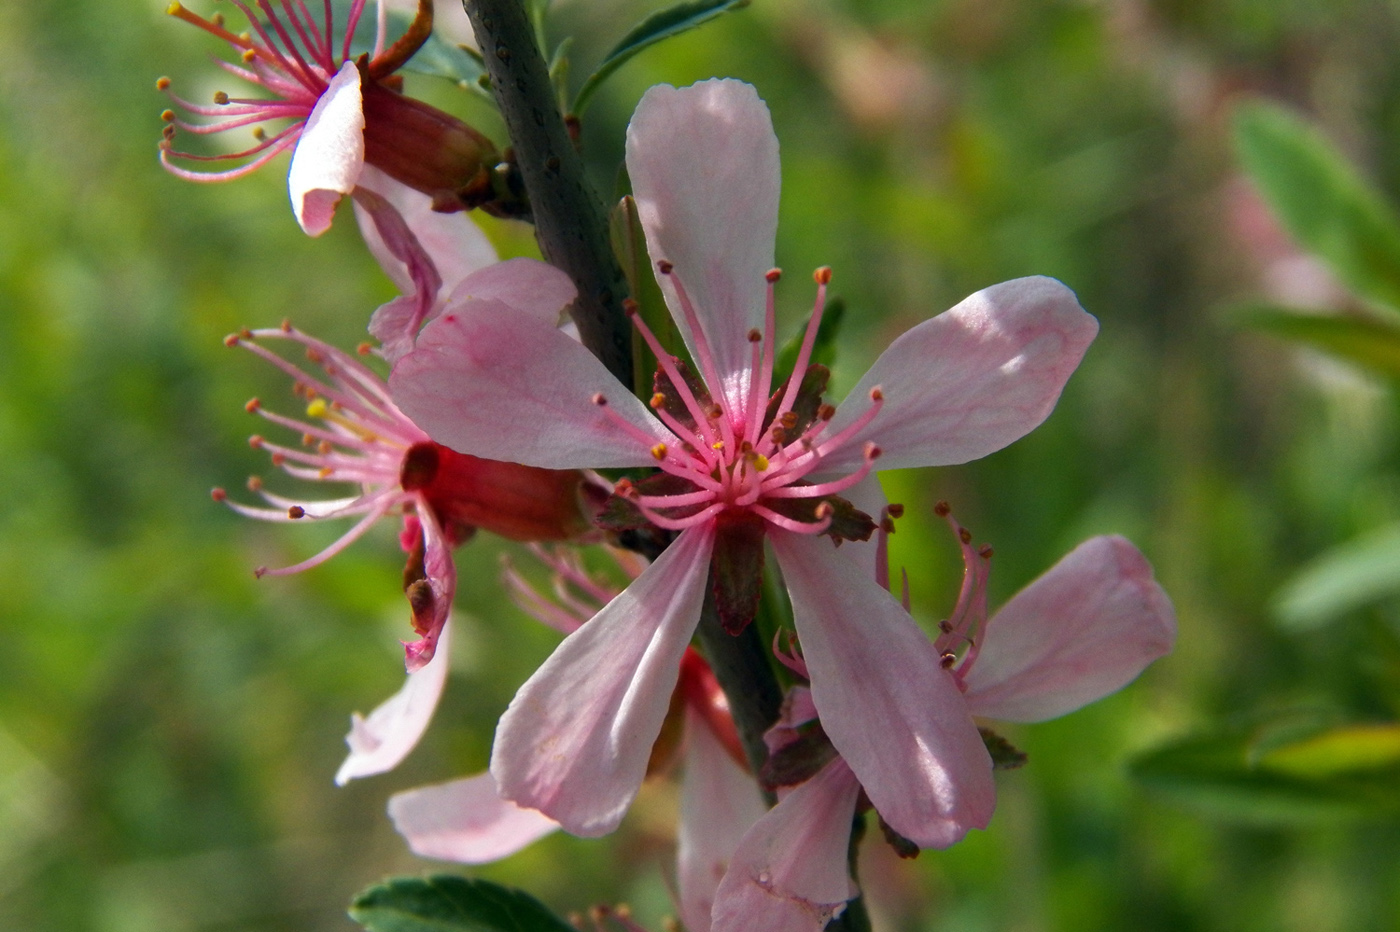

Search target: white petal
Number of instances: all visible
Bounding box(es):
[334,617,451,785]
[821,277,1098,472]
[627,80,780,411]
[490,525,716,837]
[388,770,559,863]
[290,61,365,236]
[962,536,1176,722]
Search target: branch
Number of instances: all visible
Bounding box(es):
[462,0,633,387]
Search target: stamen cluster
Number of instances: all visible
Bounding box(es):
[597,265,884,536]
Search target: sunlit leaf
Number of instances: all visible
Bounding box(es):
[1271,521,1400,631]
[1239,305,1400,377]
[349,875,575,932]
[1234,100,1400,311]
[774,296,846,388]
[1129,714,1400,823]
[571,0,751,116]
[610,194,684,398]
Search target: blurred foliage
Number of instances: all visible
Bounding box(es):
[3,1,1400,931]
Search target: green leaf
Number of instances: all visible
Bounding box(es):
[1271,521,1400,631]
[349,875,576,932]
[1238,305,1400,377]
[572,0,752,116]
[1128,714,1400,824]
[1233,100,1400,310]
[335,1,489,93]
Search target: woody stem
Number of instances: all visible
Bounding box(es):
[461,0,633,388]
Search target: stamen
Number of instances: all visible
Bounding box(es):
[769,265,831,429]
[625,308,721,455]
[656,261,727,416]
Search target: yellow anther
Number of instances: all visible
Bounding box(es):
[712,441,725,451]
[650,443,667,461]
[242,48,256,63]
[650,392,667,409]
[752,453,770,471]
[306,398,329,419]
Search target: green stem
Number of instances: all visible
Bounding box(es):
[694,585,783,807]
[462,0,633,388]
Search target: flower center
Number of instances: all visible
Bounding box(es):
[594,264,885,538]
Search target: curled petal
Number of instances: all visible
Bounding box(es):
[627,79,779,411]
[490,525,716,837]
[820,277,1098,473]
[962,535,1176,722]
[355,165,497,296]
[334,617,451,785]
[711,758,860,932]
[678,707,767,932]
[402,505,457,672]
[391,296,668,469]
[388,770,559,863]
[289,61,365,236]
[771,531,995,849]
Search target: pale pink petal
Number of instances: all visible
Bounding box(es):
[353,184,444,363]
[439,257,578,324]
[770,531,995,849]
[678,707,767,932]
[820,277,1098,473]
[388,770,559,863]
[355,165,498,294]
[961,536,1176,722]
[334,617,451,785]
[289,61,365,236]
[626,80,779,411]
[711,758,860,932]
[490,525,716,837]
[390,296,668,469]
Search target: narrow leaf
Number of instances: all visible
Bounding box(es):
[1239,305,1400,377]
[572,0,751,116]
[336,1,489,93]
[349,875,575,932]
[774,297,846,389]
[1128,716,1400,824]
[611,195,683,398]
[1234,100,1400,310]
[1271,521,1400,631]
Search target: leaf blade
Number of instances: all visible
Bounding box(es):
[349,875,577,932]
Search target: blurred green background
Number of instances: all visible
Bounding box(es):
[2,0,1399,929]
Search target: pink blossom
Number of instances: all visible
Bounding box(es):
[390,78,1099,840]
[712,516,1176,930]
[388,547,763,928]
[158,1,498,234]
[214,323,588,781]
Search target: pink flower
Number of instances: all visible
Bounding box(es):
[158,0,499,234]
[389,79,1099,840]
[713,515,1176,931]
[388,547,763,932]
[214,323,589,782]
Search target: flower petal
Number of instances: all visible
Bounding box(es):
[820,277,1098,473]
[961,536,1176,722]
[355,165,498,296]
[289,61,365,236]
[440,257,579,325]
[388,770,559,863]
[711,758,860,932]
[390,292,668,469]
[334,616,451,785]
[490,525,716,837]
[401,506,457,672]
[352,184,445,363]
[771,531,995,849]
[627,80,779,411]
[678,707,767,932]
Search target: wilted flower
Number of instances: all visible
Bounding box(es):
[390,78,1099,840]
[158,0,501,234]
